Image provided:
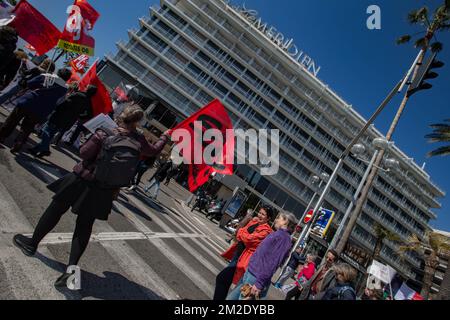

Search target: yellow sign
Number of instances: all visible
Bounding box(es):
[57,39,94,56]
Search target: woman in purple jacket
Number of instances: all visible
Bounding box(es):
[13,105,170,288]
[226,212,298,300]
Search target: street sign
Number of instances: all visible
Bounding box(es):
[310,208,335,238]
[303,209,314,224]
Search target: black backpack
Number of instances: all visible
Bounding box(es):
[94,132,142,188]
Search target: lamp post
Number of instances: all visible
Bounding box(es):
[327,138,397,252]
[276,172,329,281]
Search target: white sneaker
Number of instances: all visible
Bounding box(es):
[127,185,137,192]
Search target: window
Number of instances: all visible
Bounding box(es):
[154,20,178,40]
[166,10,187,29]
[175,74,199,96]
[142,31,167,52]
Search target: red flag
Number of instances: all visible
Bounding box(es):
[74,0,99,29]
[57,0,99,56]
[79,63,113,116]
[67,67,81,84]
[70,54,89,74]
[171,99,235,192]
[9,0,61,56]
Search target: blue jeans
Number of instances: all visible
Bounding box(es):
[226,270,269,300]
[144,178,160,198]
[34,122,61,153]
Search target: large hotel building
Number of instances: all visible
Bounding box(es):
[98,0,445,290]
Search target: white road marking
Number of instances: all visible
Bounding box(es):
[114,200,215,297]
[21,232,208,245]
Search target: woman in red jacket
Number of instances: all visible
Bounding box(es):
[285,254,317,300]
[213,206,274,300]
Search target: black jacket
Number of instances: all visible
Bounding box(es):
[48,92,93,130]
[153,161,173,182]
[321,283,356,300]
[287,252,306,270]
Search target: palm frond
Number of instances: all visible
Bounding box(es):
[429,232,450,252]
[415,37,428,48]
[427,145,450,157]
[425,133,450,143]
[397,35,412,45]
[408,8,428,24]
[431,42,444,52]
[430,123,450,130]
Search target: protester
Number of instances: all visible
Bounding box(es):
[164,163,180,186]
[226,212,298,300]
[0,58,56,106]
[0,68,71,152]
[298,249,339,300]
[0,49,27,95]
[13,105,170,288]
[29,85,97,158]
[213,206,274,300]
[274,247,306,289]
[127,155,157,192]
[285,254,316,300]
[321,263,357,300]
[0,26,18,89]
[144,157,173,200]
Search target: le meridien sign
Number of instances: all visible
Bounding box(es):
[225,2,321,77]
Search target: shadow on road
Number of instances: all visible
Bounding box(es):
[35,253,166,300]
[14,152,70,185]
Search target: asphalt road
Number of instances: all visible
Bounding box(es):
[0,107,285,300]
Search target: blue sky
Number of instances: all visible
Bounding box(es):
[28,0,450,231]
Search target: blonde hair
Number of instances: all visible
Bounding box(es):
[333,263,357,284]
[117,105,144,128]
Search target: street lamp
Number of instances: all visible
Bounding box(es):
[275,172,329,281]
[327,138,410,258]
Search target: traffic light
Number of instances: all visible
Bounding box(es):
[407,52,445,97]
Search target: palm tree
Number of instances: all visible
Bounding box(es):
[397,3,450,53]
[425,119,450,157]
[372,223,403,260]
[336,2,450,256]
[358,223,403,295]
[399,231,450,299]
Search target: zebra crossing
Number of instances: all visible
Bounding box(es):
[0,139,236,300]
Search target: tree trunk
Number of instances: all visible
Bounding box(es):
[421,252,439,299]
[421,265,435,299]
[335,48,428,255]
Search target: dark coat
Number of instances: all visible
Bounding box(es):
[321,283,356,300]
[15,75,68,122]
[153,160,173,182]
[47,92,93,130]
[49,129,169,220]
[288,252,306,270]
[0,55,21,89]
[299,264,337,300]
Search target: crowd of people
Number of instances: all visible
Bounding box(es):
[1,25,378,300]
[1,25,173,286]
[215,206,363,301]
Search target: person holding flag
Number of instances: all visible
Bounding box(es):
[29,85,98,158]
